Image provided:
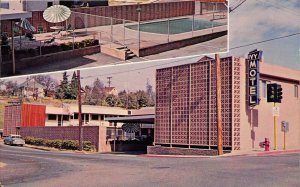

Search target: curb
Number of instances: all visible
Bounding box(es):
[139,154,214,158]
[255,149,300,156]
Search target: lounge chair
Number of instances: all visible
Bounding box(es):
[44,37,55,44]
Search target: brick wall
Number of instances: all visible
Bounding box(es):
[19,126,103,151]
[147,146,219,156]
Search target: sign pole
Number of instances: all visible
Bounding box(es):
[283,130,286,150]
[273,102,277,150]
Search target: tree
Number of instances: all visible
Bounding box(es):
[83,78,105,105]
[5,81,18,97]
[105,94,120,107]
[146,80,155,106]
[56,72,71,99]
[31,75,58,97]
[69,72,78,99]
[136,90,150,108]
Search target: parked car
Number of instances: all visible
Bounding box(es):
[4,135,25,146]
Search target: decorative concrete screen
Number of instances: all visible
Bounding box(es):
[155,57,241,150]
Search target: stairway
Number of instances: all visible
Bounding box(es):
[117,46,136,60]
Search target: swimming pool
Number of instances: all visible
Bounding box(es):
[126,18,225,35]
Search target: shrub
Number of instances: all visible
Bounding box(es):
[23,136,95,151]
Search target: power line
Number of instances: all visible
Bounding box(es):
[230,32,300,50]
[229,0,247,13]
[256,0,300,17]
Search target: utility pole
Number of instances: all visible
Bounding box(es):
[215,53,223,155]
[107,76,112,87]
[77,70,83,151]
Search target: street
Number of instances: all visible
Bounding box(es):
[1,144,299,187]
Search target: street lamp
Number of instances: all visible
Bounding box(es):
[136,5,142,50]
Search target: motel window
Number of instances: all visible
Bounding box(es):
[48,114,56,121]
[100,115,104,121]
[63,115,69,121]
[85,114,90,122]
[91,114,99,121]
[74,113,78,119]
[295,85,299,98]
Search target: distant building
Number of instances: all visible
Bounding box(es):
[2,0,60,11]
[18,78,45,99]
[101,87,118,96]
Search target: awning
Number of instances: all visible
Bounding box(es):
[106,115,155,124]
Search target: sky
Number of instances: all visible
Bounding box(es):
[1,0,299,92]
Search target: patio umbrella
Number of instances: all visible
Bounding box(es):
[15,18,36,48]
[15,18,36,32]
[43,5,71,23]
[122,123,141,133]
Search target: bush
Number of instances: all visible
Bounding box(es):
[23,136,95,151]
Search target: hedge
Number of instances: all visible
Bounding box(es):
[24,136,96,151]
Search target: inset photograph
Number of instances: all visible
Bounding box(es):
[0,0,228,77]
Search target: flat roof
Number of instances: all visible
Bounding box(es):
[105,115,155,124]
[0,8,32,21]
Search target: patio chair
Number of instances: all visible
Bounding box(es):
[37,26,45,34]
[44,37,55,44]
[52,30,61,37]
[25,33,35,41]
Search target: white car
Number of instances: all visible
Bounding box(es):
[4,134,25,146]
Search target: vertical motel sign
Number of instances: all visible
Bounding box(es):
[248,49,263,107]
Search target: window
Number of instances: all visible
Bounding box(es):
[74,113,78,119]
[47,2,53,8]
[63,115,69,121]
[91,114,99,120]
[295,85,299,98]
[48,114,56,120]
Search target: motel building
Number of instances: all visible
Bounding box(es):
[147,54,300,155]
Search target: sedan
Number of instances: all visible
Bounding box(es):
[4,135,25,146]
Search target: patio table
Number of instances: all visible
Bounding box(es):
[50,26,64,32]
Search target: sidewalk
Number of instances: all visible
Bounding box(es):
[221,149,300,157]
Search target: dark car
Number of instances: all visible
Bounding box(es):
[4,135,25,146]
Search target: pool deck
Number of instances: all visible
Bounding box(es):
[10,12,227,58]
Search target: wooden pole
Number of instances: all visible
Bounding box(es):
[77,70,83,151]
[215,53,223,155]
[11,21,16,75]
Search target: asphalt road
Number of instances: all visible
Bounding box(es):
[0,144,299,187]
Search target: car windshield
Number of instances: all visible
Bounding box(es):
[11,136,22,139]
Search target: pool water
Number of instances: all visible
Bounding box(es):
[126,18,225,35]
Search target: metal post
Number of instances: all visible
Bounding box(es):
[39,41,42,55]
[72,32,75,50]
[123,19,126,46]
[84,13,87,33]
[167,18,170,43]
[11,21,15,75]
[110,17,113,43]
[138,11,141,50]
[170,67,173,147]
[215,53,223,155]
[113,122,117,152]
[0,18,2,77]
[283,130,286,150]
[274,102,277,150]
[77,70,83,151]
[192,15,195,37]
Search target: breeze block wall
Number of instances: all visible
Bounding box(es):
[153,57,242,152]
[19,126,105,151]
